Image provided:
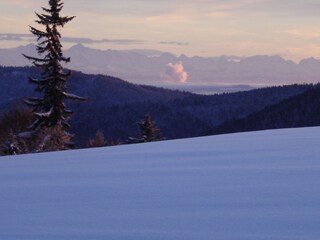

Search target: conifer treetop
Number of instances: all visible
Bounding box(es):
[36,0,75,27]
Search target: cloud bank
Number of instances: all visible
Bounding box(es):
[160,41,189,46]
[0,33,145,45]
[165,62,188,83]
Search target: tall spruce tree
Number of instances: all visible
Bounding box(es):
[23,0,85,148]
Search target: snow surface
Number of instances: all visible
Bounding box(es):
[0,127,319,240]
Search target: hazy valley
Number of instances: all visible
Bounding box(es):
[1,44,320,92]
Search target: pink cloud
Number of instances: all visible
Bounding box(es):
[165,62,188,83]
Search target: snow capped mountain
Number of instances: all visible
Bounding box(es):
[0,127,319,239]
[1,44,320,86]
[0,44,35,66]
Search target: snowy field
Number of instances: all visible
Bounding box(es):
[0,127,319,240]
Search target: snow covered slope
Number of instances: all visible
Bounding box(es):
[0,127,319,240]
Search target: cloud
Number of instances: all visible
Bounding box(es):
[0,33,33,42]
[274,28,320,41]
[165,62,188,83]
[0,33,146,45]
[160,41,189,46]
[63,37,145,45]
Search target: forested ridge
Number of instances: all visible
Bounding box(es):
[0,66,317,146]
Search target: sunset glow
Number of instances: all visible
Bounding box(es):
[0,0,319,61]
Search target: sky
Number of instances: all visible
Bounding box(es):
[0,0,320,61]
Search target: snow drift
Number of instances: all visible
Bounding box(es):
[0,127,319,240]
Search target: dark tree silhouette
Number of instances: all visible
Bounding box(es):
[138,114,164,142]
[23,0,86,149]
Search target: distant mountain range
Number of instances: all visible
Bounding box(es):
[0,66,317,145]
[1,44,320,88]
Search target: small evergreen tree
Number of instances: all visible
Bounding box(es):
[87,130,107,148]
[138,114,164,142]
[23,0,86,150]
[87,130,122,148]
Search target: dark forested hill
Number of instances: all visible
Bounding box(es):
[210,85,320,135]
[0,66,191,113]
[71,83,314,144]
[0,66,317,145]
